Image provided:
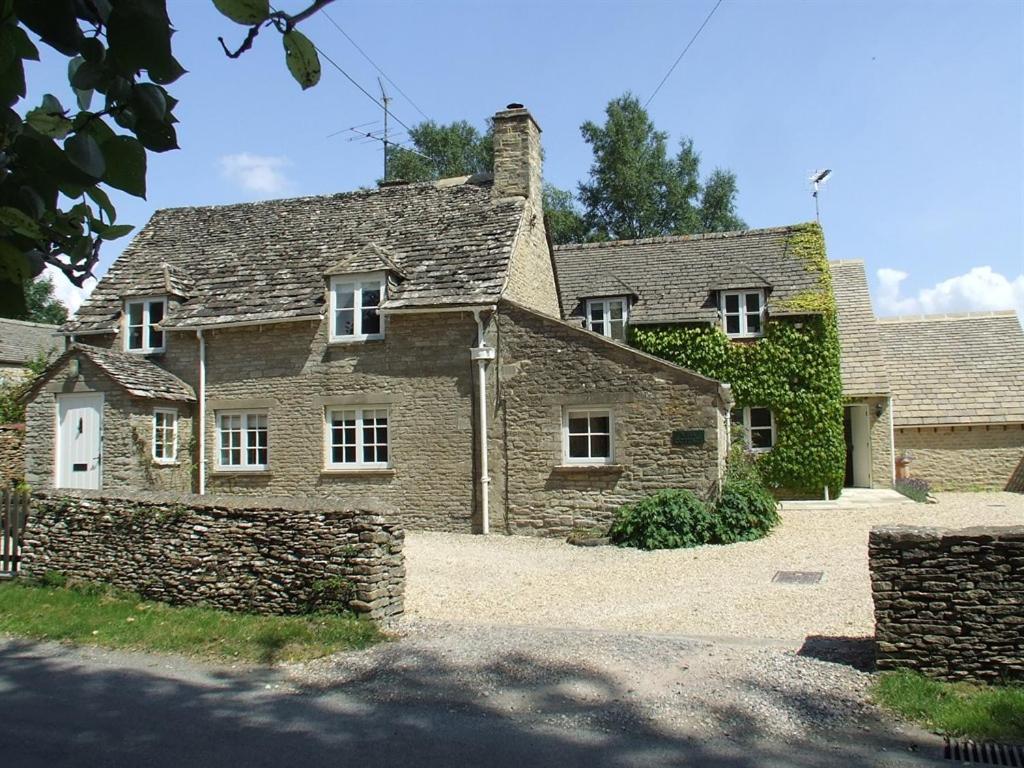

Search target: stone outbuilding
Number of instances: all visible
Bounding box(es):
[22,104,731,536]
[878,311,1024,491]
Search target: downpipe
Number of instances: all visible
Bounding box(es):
[471,308,496,534]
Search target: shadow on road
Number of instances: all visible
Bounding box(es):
[0,638,936,768]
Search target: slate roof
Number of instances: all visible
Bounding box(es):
[0,318,60,365]
[552,225,825,325]
[830,260,890,397]
[65,176,525,333]
[878,312,1024,426]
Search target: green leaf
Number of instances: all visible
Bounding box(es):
[85,185,116,221]
[0,206,44,239]
[10,24,39,61]
[79,37,105,63]
[133,118,177,152]
[14,0,82,57]
[75,88,93,111]
[213,0,270,25]
[64,132,106,179]
[100,135,146,197]
[26,105,72,139]
[0,240,30,285]
[282,29,320,90]
[69,58,103,91]
[93,222,133,240]
[131,83,166,121]
[106,0,173,76]
[148,54,186,85]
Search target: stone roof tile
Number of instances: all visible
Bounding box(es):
[0,318,60,366]
[830,260,890,396]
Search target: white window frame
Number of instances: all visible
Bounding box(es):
[720,289,765,339]
[732,406,776,452]
[123,297,167,353]
[329,272,386,342]
[152,408,178,464]
[563,407,614,465]
[585,297,629,341]
[324,407,390,469]
[215,410,269,471]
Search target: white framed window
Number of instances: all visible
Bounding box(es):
[720,290,765,338]
[586,297,628,341]
[152,408,177,463]
[563,408,613,465]
[732,406,775,451]
[124,297,166,353]
[216,411,268,470]
[329,273,385,342]
[325,407,389,468]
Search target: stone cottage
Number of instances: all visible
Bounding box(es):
[23,105,731,535]
[878,311,1024,491]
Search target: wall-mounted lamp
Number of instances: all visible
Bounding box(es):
[68,358,80,378]
[875,402,885,418]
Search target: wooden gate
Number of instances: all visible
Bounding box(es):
[1,489,29,577]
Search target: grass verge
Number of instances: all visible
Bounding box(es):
[872,671,1024,742]
[0,580,381,664]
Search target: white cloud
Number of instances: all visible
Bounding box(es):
[43,265,95,317]
[218,153,292,196]
[875,266,1024,320]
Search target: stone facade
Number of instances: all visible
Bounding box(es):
[20,490,404,623]
[493,301,730,535]
[895,424,1024,491]
[870,524,1024,683]
[24,354,194,493]
[0,423,24,487]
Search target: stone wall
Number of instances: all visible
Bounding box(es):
[0,423,24,487]
[870,524,1024,683]
[494,301,729,536]
[20,490,404,623]
[867,396,894,488]
[895,424,1024,491]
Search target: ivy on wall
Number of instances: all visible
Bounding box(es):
[631,223,845,497]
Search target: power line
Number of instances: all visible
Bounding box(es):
[318,7,431,122]
[313,42,416,134]
[644,0,724,108]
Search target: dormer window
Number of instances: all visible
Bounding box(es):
[586,297,628,342]
[721,290,765,338]
[329,272,385,342]
[124,298,166,353]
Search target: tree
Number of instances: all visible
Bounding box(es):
[22,276,68,325]
[542,184,587,245]
[0,0,332,319]
[577,93,744,241]
[385,120,492,183]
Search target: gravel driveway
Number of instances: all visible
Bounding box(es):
[405,492,1023,641]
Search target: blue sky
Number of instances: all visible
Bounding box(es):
[26,0,1024,319]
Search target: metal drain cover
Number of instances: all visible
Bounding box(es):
[772,570,823,585]
[944,738,1024,765]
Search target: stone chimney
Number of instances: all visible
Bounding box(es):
[491,103,542,201]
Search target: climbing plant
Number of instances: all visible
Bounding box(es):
[631,223,845,497]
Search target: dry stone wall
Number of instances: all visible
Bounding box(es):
[20,490,404,624]
[0,423,24,487]
[870,524,1024,683]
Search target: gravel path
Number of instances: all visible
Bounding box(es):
[405,492,1023,641]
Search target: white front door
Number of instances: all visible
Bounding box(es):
[57,394,103,489]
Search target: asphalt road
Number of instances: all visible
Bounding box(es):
[0,630,949,768]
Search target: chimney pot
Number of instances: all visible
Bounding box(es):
[506,102,524,110]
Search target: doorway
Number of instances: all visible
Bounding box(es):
[56,393,103,489]
[843,404,872,488]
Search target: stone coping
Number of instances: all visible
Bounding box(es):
[871,524,1024,541]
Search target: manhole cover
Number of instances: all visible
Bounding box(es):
[772,570,823,585]
[944,737,1024,765]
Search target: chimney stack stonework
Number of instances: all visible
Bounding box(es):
[491,104,542,202]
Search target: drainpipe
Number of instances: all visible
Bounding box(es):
[471,308,496,534]
[196,329,206,495]
[888,395,896,486]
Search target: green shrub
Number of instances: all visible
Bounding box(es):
[609,489,717,551]
[714,477,780,543]
[895,478,930,503]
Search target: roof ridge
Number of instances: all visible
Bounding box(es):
[552,223,813,252]
[878,310,1020,323]
[0,317,60,329]
[829,259,865,265]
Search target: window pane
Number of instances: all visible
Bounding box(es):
[336,286,354,308]
[344,446,356,463]
[362,284,381,307]
[335,309,355,336]
[590,434,610,457]
[362,307,381,335]
[128,302,144,326]
[749,408,772,428]
[589,415,610,434]
[609,301,624,321]
[589,304,605,322]
[724,294,740,313]
[568,435,589,458]
[745,293,761,312]
[610,320,626,341]
[568,417,588,435]
[725,315,741,334]
[730,408,743,426]
[751,428,773,449]
[746,312,761,334]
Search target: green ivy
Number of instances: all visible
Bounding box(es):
[631,223,845,497]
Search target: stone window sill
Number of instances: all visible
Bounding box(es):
[210,469,271,477]
[552,464,624,474]
[320,467,397,477]
[151,460,180,467]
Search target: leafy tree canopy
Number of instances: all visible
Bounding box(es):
[385,120,493,183]
[22,275,68,324]
[578,93,745,241]
[0,0,331,319]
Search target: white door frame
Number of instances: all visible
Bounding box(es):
[55,392,104,490]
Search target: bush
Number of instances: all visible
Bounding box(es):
[714,477,780,544]
[609,489,717,551]
[896,478,931,503]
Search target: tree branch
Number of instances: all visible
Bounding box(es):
[218,24,260,59]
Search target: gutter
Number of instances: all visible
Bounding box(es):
[888,395,896,487]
